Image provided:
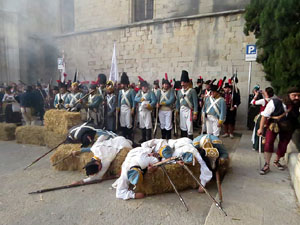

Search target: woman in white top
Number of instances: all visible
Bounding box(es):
[250,87,274,151]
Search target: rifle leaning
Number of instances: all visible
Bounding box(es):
[24,139,66,170]
[67,90,95,111]
[28,176,118,194]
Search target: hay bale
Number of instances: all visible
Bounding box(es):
[50,144,131,176]
[15,126,46,146]
[0,123,17,141]
[106,147,131,176]
[50,144,92,171]
[135,158,231,195]
[44,130,66,148]
[135,163,200,195]
[44,109,82,135]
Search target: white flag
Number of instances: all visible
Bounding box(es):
[60,51,66,83]
[109,43,119,82]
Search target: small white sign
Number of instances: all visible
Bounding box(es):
[245,45,257,62]
[58,58,64,70]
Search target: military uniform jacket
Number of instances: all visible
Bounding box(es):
[88,93,103,110]
[202,96,226,122]
[54,92,70,108]
[135,90,157,109]
[69,92,84,107]
[68,122,98,142]
[118,88,136,108]
[156,89,175,110]
[176,88,198,113]
[106,93,117,117]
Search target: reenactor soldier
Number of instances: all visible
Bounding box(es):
[156,74,175,139]
[194,76,204,128]
[97,74,107,128]
[222,83,241,138]
[175,70,198,140]
[152,80,160,99]
[87,83,103,126]
[105,81,117,132]
[66,121,99,147]
[117,72,136,141]
[202,85,226,137]
[54,82,70,109]
[67,82,84,112]
[72,134,132,185]
[112,146,159,200]
[135,80,157,143]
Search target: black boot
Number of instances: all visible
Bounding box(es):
[188,134,193,140]
[139,128,146,143]
[161,129,166,139]
[166,129,172,140]
[146,129,152,141]
[181,130,187,137]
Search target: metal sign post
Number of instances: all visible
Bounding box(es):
[245,44,257,109]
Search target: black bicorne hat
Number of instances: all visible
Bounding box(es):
[98,74,107,85]
[180,70,190,83]
[121,72,130,85]
[210,84,219,92]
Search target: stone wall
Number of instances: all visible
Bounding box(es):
[73,0,250,32]
[57,12,269,127]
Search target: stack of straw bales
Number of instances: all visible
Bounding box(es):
[0,123,17,141]
[44,109,82,136]
[15,126,46,146]
[43,109,82,148]
[50,144,132,177]
[135,163,200,195]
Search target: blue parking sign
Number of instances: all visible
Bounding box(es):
[245,44,257,61]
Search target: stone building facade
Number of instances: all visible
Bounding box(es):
[56,0,269,126]
[0,0,270,126]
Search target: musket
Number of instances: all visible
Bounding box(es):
[153,105,159,137]
[28,176,118,194]
[116,108,119,132]
[67,90,95,111]
[174,110,178,137]
[161,165,189,211]
[182,164,227,216]
[24,139,66,170]
[152,156,181,167]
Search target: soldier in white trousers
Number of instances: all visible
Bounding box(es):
[117,72,136,141]
[176,70,198,140]
[202,85,226,137]
[135,80,157,143]
[156,74,175,139]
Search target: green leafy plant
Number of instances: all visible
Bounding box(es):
[244,0,300,95]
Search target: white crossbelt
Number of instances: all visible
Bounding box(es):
[160,89,170,103]
[206,97,221,116]
[121,89,131,107]
[69,122,98,140]
[180,88,193,109]
[70,92,81,103]
[107,94,114,110]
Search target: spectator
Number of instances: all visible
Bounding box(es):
[258,87,300,175]
[251,87,274,151]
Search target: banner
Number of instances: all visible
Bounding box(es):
[109,43,119,82]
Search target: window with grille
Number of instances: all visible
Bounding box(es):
[134,0,153,22]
